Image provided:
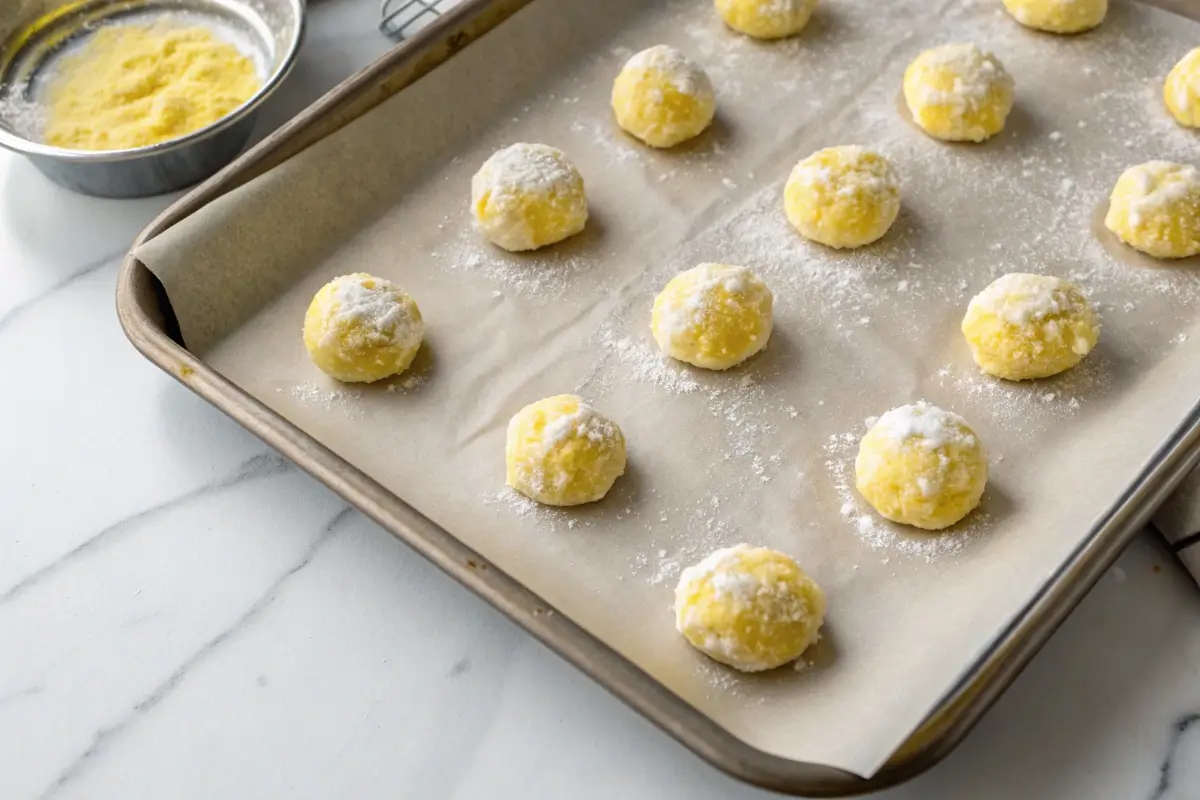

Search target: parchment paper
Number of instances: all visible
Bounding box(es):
[134,0,1200,776]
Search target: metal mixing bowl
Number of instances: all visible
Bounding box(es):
[0,0,305,197]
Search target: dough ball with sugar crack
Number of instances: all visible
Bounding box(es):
[612,45,715,148]
[1104,161,1200,259]
[903,43,1014,142]
[784,146,900,249]
[856,402,988,531]
[471,143,588,252]
[675,544,827,673]
[651,263,774,370]
[714,0,818,40]
[303,273,424,384]
[505,395,627,507]
[962,273,1099,381]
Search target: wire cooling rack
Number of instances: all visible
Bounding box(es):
[379,0,461,38]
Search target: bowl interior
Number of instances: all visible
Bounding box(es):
[0,0,302,156]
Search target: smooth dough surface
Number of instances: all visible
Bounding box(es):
[611,45,715,148]
[903,43,1014,142]
[784,146,900,249]
[303,273,424,384]
[675,544,826,673]
[1002,0,1106,33]
[962,273,1099,381]
[714,0,818,39]
[651,263,773,370]
[505,394,627,506]
[471,143,588,251]
[855,402,988,531]
[1164,48,1200,128]
[1104,160,1200,259]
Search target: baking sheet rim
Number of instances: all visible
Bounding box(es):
[114,0,1200,794]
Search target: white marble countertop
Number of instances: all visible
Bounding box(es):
[3,2,1200,797]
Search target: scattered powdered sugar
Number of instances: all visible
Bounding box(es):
[933,359,1108,434]
[431,222,607,301]
[285,382,365,419]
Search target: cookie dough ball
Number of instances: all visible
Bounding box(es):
[1002,0,1106,33]
[1164,48,1200,128]
[903,43,1014,142]
[612,45,715,148]
[962,273,1100,381]
[651,263,773,370]
[784,146,900,249]
[715,0,818,39]
[856,402,988,531]
[675,544,826,673]
[505,395,626,506]
[303,273,424,383]
[1104,161,1200,259]
[471,143,588,251]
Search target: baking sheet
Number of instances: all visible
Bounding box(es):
[133,0,1200,776]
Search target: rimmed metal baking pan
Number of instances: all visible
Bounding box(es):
[116,0,1200,794]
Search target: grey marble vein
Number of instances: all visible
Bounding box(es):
[38,506,355,799]
[0,452,293,604]
[0,249,125,336]
[1152,712,1200,800]
[0,684,45,709]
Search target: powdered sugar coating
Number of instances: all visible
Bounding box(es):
[622,45,712,98]
[870,402,976,450]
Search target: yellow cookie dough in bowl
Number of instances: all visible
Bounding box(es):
[784,146,900,249]
[962,273,1099,381]
[303,273,424,384]
[505,395,627,506]
[903,43,1015,142]
[714,0,818,40]
[1103,161,1200,259]
[856,402,988,531]
[1164,48,1200,128]
[471,143,588,251]
[675,544,826,673]
[611,45,715,148]
[651,263,773,370]
[1002,0,1106,33]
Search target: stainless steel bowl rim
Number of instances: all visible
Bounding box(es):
[0,0,306,164]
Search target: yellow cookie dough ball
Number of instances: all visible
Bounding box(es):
[651,263,773,370]
[505,395,627,506]
[1164,48,1200,128]
[675,544,826,673]
[1002,0,1106,33]
[612,45,715,148]
[471,143,588,251]
[856,402,988,531]
[715,0,818,39]
[303,273,424,384]
[903,43,1015,142]
[784,146,901,249]
[962,273,1100,381]
[1104,161,1200,259]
